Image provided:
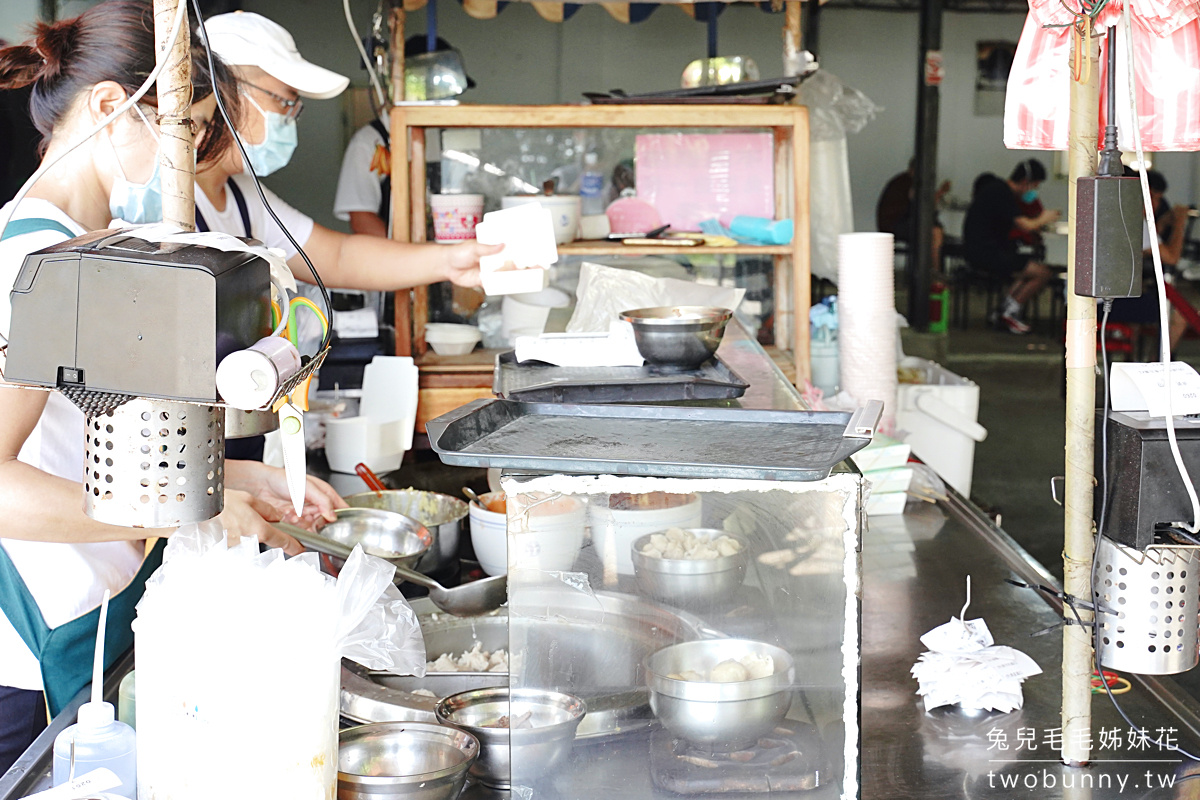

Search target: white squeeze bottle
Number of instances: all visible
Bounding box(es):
[51,590,137,798]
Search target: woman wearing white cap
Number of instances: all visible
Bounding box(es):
[193,11,499,302]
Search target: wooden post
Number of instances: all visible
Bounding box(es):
[390,5,411,357]
[783,1,803,77]
[153,0,195,231]
[1061,26,1099,769]
[791,107,811,383]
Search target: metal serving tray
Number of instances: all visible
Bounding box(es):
[493,351,749,403]
[427,398,882,481]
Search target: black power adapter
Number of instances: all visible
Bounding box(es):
[1074,174,1144,299]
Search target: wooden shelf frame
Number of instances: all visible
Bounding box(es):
[390,103,812,383]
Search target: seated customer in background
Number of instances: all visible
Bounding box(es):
[1109,169,1192,349]
[962,158,1061,334]
[876,159,950,275]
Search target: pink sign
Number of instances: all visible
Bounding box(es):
[635,133,776,232]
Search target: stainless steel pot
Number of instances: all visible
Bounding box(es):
[344,490,467,575]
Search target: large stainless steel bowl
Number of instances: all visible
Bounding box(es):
[436,687,585,789]
[320,508,432,572]
[630,529,748,607]
[340,592,723,740]
[619,306,733,370]
[344,490,467,575]
[338,721,478,800]
[645,639,795,746]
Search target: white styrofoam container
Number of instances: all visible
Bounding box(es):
[863,466,914,496]
[865,491,908,517]
[851,434,911,472]
[894,356,987,497]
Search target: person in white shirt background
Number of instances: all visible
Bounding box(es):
[334,36,476,238]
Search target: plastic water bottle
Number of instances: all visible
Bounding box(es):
[52,591,137,798]
[580,152,605,216]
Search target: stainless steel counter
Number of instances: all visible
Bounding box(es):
[864,492,1200,798]
[9,496,1199,799]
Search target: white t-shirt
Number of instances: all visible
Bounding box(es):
[333,118,390,223]
[195,171,315,259]
[0,199,144,691]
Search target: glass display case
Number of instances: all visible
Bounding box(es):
[487,468,862,799]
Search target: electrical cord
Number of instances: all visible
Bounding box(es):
[344,0,387,110]
[1122,1,1200,534]
[0,0,189,346]
[190,0,333,354]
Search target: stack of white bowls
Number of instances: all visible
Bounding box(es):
[837,232,897,431]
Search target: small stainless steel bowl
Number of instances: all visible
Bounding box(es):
[630,530,747,607]
[320,507,433,572]
[345,490,468,575]
[645,639,794,746]
[619,306,733,370]
[338,721,479,800]
[435,687,586,789]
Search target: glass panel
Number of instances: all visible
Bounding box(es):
[501,475,859,799]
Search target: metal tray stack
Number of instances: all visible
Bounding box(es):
[493,351,749,404]
[427,399,881,481]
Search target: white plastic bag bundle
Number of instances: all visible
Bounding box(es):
[134,522,424,800]
[565,262,744,333]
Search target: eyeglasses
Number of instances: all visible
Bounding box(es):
[239,81,304,121]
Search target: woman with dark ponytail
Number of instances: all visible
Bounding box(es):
[0,1,339,772]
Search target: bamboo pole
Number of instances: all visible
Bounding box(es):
[1061,26,1099,768]
[153,0,195,231]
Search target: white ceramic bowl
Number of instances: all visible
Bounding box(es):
[469,491,587,576]
[500,287,571,338]
[468,495,507,576]
[501,195,581,245]
[588,493,703,576]
[425,323,482,356]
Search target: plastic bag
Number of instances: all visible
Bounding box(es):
[797,71,882,142]
[796,72,877,283]
[565,262,745,333]
[135,523,424,800]
[1005,5,1200,151]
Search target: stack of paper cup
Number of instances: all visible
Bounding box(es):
[837,232,897,430]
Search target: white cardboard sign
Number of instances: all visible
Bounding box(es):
[1110,361,1200,417]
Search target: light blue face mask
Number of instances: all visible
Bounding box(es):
[107,105,163,225]
[241,94,298,177]
[1021,189,1039,204]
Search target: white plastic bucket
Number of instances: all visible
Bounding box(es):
[895,356,987,497]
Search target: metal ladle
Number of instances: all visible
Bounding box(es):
[275,522,506,617]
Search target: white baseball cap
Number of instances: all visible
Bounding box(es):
[204,12,350,100]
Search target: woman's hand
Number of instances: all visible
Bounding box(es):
[442,241,505,288]
[217,489,303,555]
[225,459,345,531]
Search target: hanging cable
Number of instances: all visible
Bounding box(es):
[344,0,387,109]
[190,0,333,355]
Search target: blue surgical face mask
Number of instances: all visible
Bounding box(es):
[241,94,298,177]
[108,105,163,225]
[1021,189,1039,204]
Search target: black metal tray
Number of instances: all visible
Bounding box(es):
[493,351,749,404]
[426,399,881,481]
